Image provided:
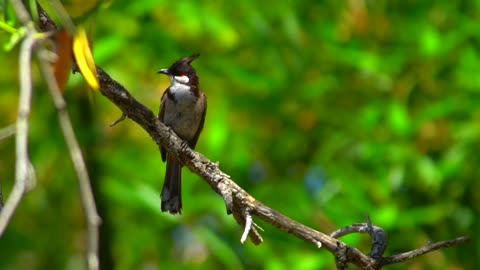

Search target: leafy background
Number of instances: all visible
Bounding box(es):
[0,0,478,269]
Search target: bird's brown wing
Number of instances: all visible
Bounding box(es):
[159,90,168,162]
[188,92,207,149]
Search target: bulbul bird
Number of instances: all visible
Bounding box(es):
[157,53,207,214]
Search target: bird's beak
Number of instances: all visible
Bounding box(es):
[157,69,169,75]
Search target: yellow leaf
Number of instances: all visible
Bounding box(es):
[73,27,99,90]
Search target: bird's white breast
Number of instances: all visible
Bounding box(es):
[163,82,202,139]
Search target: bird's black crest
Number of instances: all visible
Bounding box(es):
[167,53,200,76]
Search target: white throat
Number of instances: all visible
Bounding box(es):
[168,75,194,101]
[169,74,189,85]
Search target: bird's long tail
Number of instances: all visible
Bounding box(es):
[161,153,182,214]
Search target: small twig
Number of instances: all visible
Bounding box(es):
[330,222,385,240]
[240,208,253,244]
[381,237,470,266]
[329,218,388,266]
[37,50,101,270]
[0,29,36,236]
[0,124,17,140]
[110,113,127,127]
[365,215,387,259]
[231,191,263,245]
[26,161,37,191]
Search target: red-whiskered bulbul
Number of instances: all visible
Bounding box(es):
[157,53,207,214]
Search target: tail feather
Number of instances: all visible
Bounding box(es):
[161,154,182,214]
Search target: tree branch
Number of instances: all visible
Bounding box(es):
[37,50,101,270]
[0,24,37,236]
[381,237,470,266]
[0,124,16,141]
[32,4,471,269]
[330,215,388,259]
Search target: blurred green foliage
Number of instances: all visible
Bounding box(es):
[1,0,479,269]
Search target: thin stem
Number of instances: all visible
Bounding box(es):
[38,52,101,270]
[0,124,17,140]
[0,31,36,236]
[8,0,32,25]
[0,21,17,34]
